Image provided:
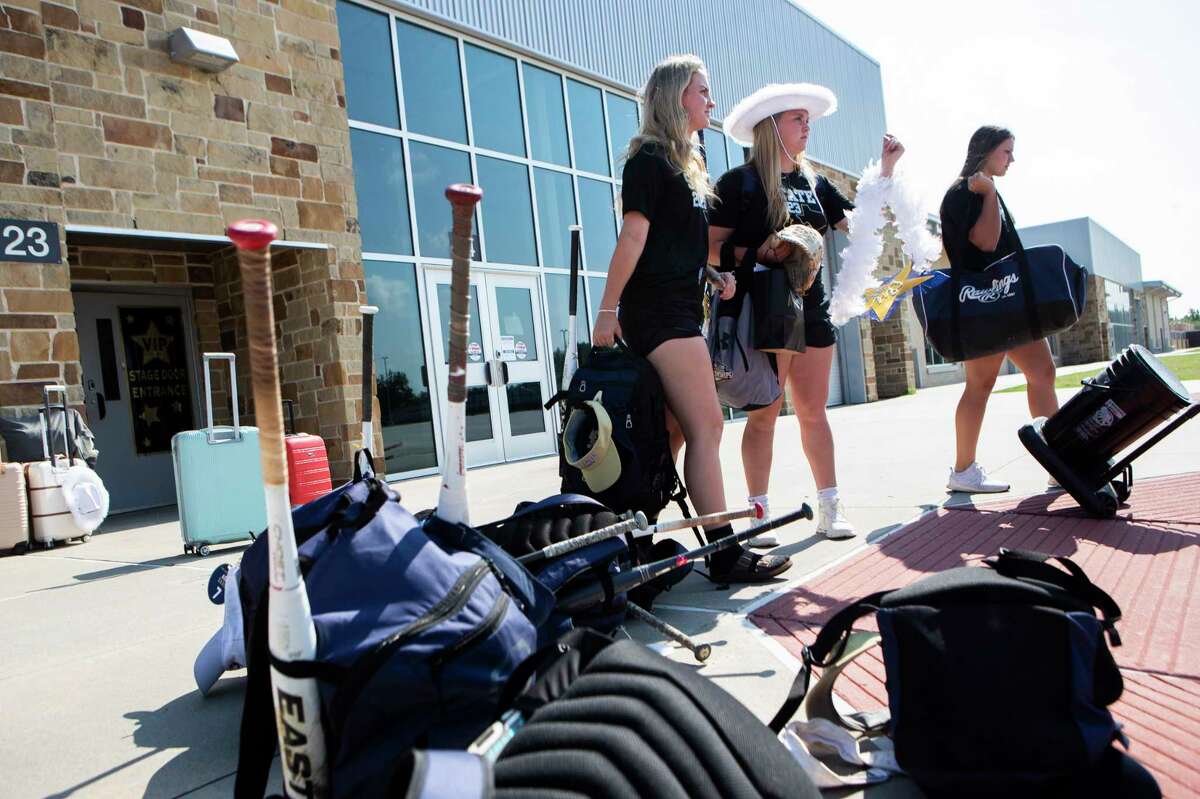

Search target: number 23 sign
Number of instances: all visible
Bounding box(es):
[1,219,61,264]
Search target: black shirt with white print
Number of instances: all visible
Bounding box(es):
[939,178,1017,273]
[618,142,709,318]
[710,162,854,310]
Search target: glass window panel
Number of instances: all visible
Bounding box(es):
[477,157,536,266]
[336,1,399,128]
[350,129,412,255]
[494,287,538,361]
[523,64,570,166]
[465,44,525,156]
[545,273,590,388]
[566,79,609,176]
[587,275,607,319]
[506,382,546,436]
[437,283,485,365]
[396,20,466,143]
[578,178,617,273]
[605,92,638,167]
[534,168,576,268]
[727,134,748,167]
[363,261,435,473]
[465,385,493,442]
[704,128,729,181]
[410,141,477,259]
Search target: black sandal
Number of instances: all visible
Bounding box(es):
[709,549,792,584]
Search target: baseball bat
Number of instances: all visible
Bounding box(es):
[436,184,483,526]
[357,304,379,478]
[516,510,647,566]
[562,224,582,392]
[625,602,711,662]
[555,504,813,614]
[644,502,764,536]
[227,220,328,799]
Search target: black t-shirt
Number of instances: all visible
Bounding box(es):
[618,142,709,317]
[939,179,1017,272]
[709,163,853,306]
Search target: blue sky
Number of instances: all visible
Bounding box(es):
[798,0,1200,313]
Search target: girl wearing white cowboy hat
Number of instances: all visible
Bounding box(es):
[591,55,791,583]
[709,83,905,544]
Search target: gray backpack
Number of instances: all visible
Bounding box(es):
[707,287,781,411]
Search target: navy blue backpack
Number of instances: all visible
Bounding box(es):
[233,477,557,799]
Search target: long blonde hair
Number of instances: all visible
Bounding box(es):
[625,54,715,202]
[750,114,818,230]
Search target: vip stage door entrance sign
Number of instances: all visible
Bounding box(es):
[119,307,195,454]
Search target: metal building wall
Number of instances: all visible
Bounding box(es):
[384,0,886,176]
[1019,217,1142,287]
[1085,219,1142,287]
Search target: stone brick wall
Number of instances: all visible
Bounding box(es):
[0,0,374,481]
[1058,274,1110,365]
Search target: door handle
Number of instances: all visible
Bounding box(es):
[96,392,107,420]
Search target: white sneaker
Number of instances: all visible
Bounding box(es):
[747,514,779,548]
[817,498,856,540]
[947,463,1010,494]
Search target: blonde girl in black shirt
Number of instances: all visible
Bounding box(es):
[592,55,791,582]
[940,126,1059,494]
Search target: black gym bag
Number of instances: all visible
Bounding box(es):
[769,549,1160,798]
[914,196,1088,362]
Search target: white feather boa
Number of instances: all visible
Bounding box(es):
[828,161,942,326]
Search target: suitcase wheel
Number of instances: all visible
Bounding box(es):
[11,542,26,556]
[80,534,91,543]
[198,545,212,557]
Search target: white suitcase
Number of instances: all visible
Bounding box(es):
[0,459,29,555]
[26,386,89,548]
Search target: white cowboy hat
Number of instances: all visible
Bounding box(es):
[722,83,838,146]
[60,463,109,533]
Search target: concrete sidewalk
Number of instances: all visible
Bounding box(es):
[2,376,1197,798]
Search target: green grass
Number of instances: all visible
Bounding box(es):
[996,351,1200,393]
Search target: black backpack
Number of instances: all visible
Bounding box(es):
[547,343,684,522]
[769,549,1159,797]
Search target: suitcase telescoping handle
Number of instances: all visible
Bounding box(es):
[282,398,296,436]
[40,384,78,470]
[203,353,243,445]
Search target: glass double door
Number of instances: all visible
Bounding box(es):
[424,270,556,467]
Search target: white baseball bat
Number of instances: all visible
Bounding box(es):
[645,503,765,535]
[228,220,328,799]
[358,304,379,478]
[436,184,483,526]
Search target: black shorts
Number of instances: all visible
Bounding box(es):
[618,307,703,358]
[800,270,837,348]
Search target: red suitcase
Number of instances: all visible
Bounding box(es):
[283,400,332,506]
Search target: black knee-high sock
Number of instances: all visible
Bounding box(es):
[705,523,740,571]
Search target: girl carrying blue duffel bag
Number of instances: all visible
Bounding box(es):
[915,125,1090,496]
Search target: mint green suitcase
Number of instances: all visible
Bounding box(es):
[171,353,267,556]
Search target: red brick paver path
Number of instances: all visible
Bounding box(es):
[751,473,1200,797]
